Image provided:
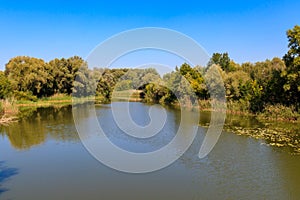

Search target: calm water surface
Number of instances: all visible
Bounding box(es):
[0,102,299,200]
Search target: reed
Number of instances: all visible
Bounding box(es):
[0,98,19,125]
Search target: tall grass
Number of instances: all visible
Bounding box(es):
[0,98,18,125]
[111,90,142,102]
[41,93,71,101]
[258,104,300,121]
[1,98,18,115]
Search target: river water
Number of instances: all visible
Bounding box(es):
[0,102,299,200]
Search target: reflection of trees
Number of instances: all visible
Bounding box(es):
[199,111,263,129]
[5,118,46,149]
[3,105,81,150]
[0,161,18,196]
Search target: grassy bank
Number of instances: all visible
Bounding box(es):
[14,92,299,123]
[111,90,143,102]
[16,93,73,107]
[15,94,101,107]
[196,100,300,122]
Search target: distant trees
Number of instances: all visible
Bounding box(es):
[141,24,299,113]
[209,52,238,72]
[143,63,207,105]
[0,25,299,114]
[3,56,86,100]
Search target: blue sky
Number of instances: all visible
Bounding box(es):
[0,0,299,70]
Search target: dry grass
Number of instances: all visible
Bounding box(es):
[0,98,19,125]
[1,98,18,115]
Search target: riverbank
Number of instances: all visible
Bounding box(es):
[3,89,299,123]
[1,97,299,154]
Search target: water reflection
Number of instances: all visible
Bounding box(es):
[199,111,264,128]
[0,105,79,149]
[0,103,299,199]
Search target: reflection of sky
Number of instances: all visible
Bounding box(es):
[1,0,300,70]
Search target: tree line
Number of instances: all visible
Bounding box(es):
[0,56,160,102]
[142,25,300,116]
[0,25,299,116]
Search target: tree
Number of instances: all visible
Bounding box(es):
[49,56,84,95]
[0,71,11,99]
[209,52,235,72]
[73,62,97,97]
[5,56,52,98]
[224,70,251,100]
[282,25,300,108]
[204,64,226,100]
[177,63,207,99]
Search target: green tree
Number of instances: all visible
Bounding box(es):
[209,52,235,72]
[224,70,251,100]
[5,56,53,98]
[283,25,300,108]
[73,62,97,97]
[204,64,226,100]
[0,71,12,99]
[49,56,84,95]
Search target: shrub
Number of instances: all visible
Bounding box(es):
[13,91,38,102]
[258,104,300,121]
[227,99,250,113]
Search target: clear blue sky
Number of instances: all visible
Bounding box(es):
[0,0,299,70]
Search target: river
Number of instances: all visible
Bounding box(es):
[0,102,299,199]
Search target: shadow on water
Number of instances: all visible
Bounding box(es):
[0,161,18,196]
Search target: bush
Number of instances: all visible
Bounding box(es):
[227,99,250,113]
[42,93,71,101]
[13,91,38,102]
[258,104,300,121]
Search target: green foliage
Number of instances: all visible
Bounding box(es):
[0,71,12,99]
[13,91,38,102]
[258,104,300,121]
[0,101,3,115]
[5,56,52,98]
[119,68,160,89]
[224,70,251,100]
[95,69,125,100]
[114,80,133,91]
[283,25,300,108]
[0,25,299,119]
[208,52,236,72]
[143,63,207,106]
[204,64,226,100]
[144,81,173,104]
[49,56,84,95]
